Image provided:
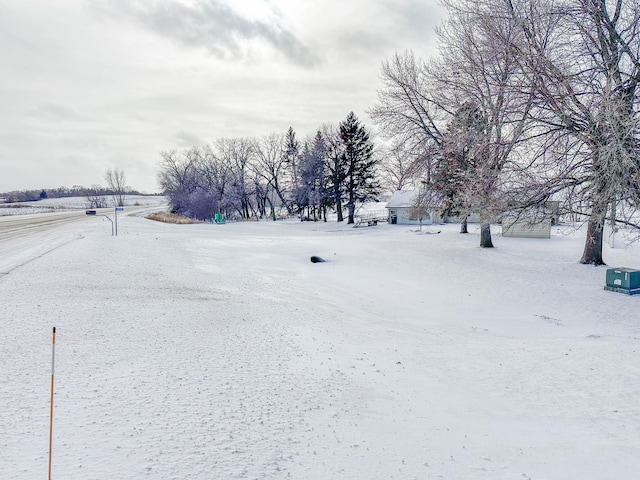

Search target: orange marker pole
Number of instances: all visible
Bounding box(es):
[48,327,56,480]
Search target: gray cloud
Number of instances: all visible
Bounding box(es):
[33,103,86,121]
[98,0,320,67]
[0,0,445,193]
[174,131,206,147]
[381,0,443,34]
[320,0,443,61]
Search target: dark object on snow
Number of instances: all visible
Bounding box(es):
[310,256,326,263]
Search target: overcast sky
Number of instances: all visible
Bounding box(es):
[0,0,443,193]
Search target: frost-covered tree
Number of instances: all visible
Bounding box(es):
[253,133,292,219]
[378,138,433,191]
[194,144,232,217]
[369,51,447,154]
[159,141,258,221]
[433,102,486,234]
[217,138,256,219]
[497,0,640,264]
[157,121,379,224]
[431,0,536,247]
[158,148,219,220]
[408,184,440,231]
[372,4,534,247]
[158,149,198,216]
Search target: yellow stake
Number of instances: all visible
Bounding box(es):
[48,327,56,480]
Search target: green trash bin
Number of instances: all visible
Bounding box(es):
[604,267,640,295]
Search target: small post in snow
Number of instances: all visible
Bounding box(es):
[115,206,124,236]
[48,327,56,480]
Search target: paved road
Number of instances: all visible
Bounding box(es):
[0,211,88,242]
[0,205,162,274]
[0,205,163,243]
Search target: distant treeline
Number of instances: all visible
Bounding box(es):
[0,186,144,203]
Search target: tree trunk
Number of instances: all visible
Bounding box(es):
[336,200,344,222]
[480,221,493,248]
[347,203,355,224]
[266,196,276,221]
[274,183,293,215]
[460,216,468,233]
[580,199,607,265]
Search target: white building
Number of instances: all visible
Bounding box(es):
[385,190,482,226]
[501,216,551,238]
[385,190,436,225]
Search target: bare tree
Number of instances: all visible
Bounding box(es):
[158,150,198,218]
[372,3,535,247]
[190,145,232,219]
[428,0,537,247]
[408,184,440,231]
[378,138,433,191]
[104,168,127,207]
[86,185,108,209]
[499,0,640,264]
[158,136,295,221]
[369,51,449,151]
[252,133,293,219]
[216,138,257,219]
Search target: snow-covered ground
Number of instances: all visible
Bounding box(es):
[1,211,639,479]
[0,195,165,216]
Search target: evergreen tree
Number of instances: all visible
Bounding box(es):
[433,101,487,234]
[339,112,380,224]
[322,124,347,222]
[297,131,329,220]
[282,127,300,208]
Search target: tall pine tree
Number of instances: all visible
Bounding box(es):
[297,131,329,220]
[339,112,380,224]
[322,123,347,222]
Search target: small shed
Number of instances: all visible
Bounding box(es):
[501,202,559,238]
[502,216,551,238]
[385,190,480,225]
[385,190,435,225]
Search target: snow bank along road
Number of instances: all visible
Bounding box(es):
[0,211,92,275]
[1,213,639,479]
[0,205,160,274]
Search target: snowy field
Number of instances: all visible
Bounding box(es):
[1,211,639,479]
[0,195,165,216]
